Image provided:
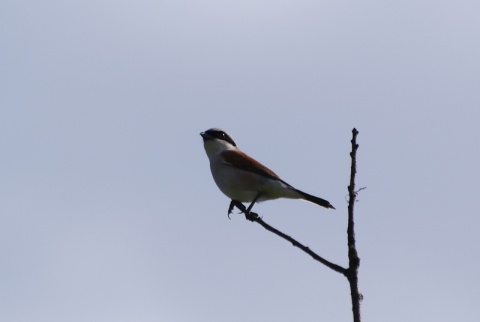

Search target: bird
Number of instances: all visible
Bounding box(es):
[200,128,334,218]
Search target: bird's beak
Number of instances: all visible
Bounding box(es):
[200,132,210,142]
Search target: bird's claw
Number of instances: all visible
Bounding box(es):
[227,201,235,220]
[245,211,259,222]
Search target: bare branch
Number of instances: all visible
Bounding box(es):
[347,128,362,322]
[251,215,347,276]
[231,201,347,275]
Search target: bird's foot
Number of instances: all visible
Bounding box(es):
[244,211,259,222]
[228,200,258,221]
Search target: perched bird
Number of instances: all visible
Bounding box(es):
[200,128,334,217]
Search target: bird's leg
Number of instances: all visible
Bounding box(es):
[228,200,248,219]
[244,193,261,221]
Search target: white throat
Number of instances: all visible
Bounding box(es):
[203,139,236,159]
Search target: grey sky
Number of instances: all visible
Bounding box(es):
[1,1,479,321]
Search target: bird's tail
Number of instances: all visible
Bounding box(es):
[293,189,335,209]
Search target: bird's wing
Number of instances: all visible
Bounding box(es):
[222,149,289,184]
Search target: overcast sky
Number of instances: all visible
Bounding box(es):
[1,1,479,321]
